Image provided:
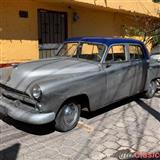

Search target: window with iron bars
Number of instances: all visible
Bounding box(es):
[38,9,68,59]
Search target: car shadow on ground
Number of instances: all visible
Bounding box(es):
[1,115,56,135]
[136,99,160,122]
[0,143,20,160]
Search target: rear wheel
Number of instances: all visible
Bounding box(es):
[55,102,81,132]
[144,80,157,98]
[156,79,160,90]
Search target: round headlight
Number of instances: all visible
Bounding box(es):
[32,85,42,100]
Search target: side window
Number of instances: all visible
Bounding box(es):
[129,45,144,60]
[58,43,78,56]
[77,43,105,62]
[106,45,126,62]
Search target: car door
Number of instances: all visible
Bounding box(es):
[103,44,134,105]
[127,44,148,95]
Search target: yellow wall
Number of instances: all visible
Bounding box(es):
[71,0,160,17]
[0,0,38,64]
[37,0,160,17]
[0,0,72,64]
[71,6,137,37]
[0,0,159,64]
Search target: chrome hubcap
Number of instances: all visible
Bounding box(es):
[63,104,79,126]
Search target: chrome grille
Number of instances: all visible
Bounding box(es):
[0,83,37,106]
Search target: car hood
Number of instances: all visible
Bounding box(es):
[2,57,100,92]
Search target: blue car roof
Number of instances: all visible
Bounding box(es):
[65,37,144,46]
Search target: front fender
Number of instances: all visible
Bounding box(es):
[39,72,105,113]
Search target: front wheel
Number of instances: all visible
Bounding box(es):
[144,80,157,99]
[55,102,81,132]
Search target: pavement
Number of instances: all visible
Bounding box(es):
[0,91,160,160]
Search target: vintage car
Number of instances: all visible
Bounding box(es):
[0,37,160,132]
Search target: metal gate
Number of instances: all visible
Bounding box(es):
[38,9,68,59]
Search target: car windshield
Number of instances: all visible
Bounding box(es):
[57,42,106,62]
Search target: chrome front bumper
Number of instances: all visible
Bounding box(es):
[0,96,55,125]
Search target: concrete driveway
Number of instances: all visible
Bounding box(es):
[0,92,160,160]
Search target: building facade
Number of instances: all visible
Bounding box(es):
[0,0,160,65]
